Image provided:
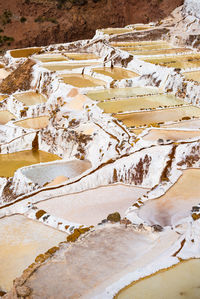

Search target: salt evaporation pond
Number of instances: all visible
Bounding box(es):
[110,40,171,49]
[116,259,200,299]
[0,215,66,291]
[129,48,190,56]
[33,53,68,62]
[0,111,15,124]
[93,67,138,80]
[60,74,106,88]
[42,61,99,71]
[14,116,49,129]
[183,71,200,82]
[86,86,161,101]
[0,150,61,177]
[10,47,42,58]
[98,94,185,113]
[14,92,47,106]
[115,106,200,127]
[143,128,200,142]
[37,184,149,226]
[138,169,200,226]
[64,53,99,60]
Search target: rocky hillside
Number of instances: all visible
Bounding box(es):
[0,0,183,51]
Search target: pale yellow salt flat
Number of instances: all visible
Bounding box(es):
[14,116,49,129]
[37,184,149,226]
[0,215,66,291]
[42,61,98,71]
[162,119,200,129]
[183,71,200,82]
[64,53,99,60]
[117,259,200,299]
[14,92,47,106]
[0,150,61,177]
[0,110,15,124]
[110,41,170,48]
[115,106,200,128]
[64,94,89,111]
[33,53,68,62]
[46,175,69,187]
[0,69,10,81]
[129,48,191,56]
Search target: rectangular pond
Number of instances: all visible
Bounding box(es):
[0,111,15,125]
[93,67,138,80]
[14,116,49,129]
[60,74,106,88]
[10,47,42,58]
[14,92,47,106]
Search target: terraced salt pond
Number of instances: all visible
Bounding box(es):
[64,53,99,60]
[14,92,47,106]
[0,95,7,101]
[37,184,149,226]
[0,150,61,177]
[33,53,68,62]
[143,54,200,69]
[42,61,99,71]
[138,169,200,226]
[93,67,138,80]
[143,128,200,142]
[183,70,200,82]
[14,116,49,129]
[98,94,185,113]
[110,41,171,49]
[162,119,200,129]
[116,259,200,299]
[86,86,161,101]
[10,47,42,58]
[0,111,15,124]
[128,48,190,56]
[115,106,200,127]
[60,74,106,88]
[0,215,66,291]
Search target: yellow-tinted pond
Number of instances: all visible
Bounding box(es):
[14,116,49,129]
[143,128,200,142]
[64,53,99,60]
[115,106,200,127]
[86,87,161,101]
[0,150,61,177]
[116,259,200,299]
[93,67,138,80]
[183,71,200,82]
[0,215,66,291]
[60,74,106,88]
[100,28,133,35]
[14,92,47,106]
[116,43,172,51]
[0,111,15,124]
[98,94,185,113]
[143,54,200,69]
[0,94,8,101]
[10,47,42,58]
[42,62,99,71]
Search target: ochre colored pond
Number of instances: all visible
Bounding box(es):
[100,28,133,35]
[33,53,68,62]
[129,48,191,56]
[0,111,15,124]
[115,106,200,127]
[116,259,200,299]
[0,94,8,101]
[86,87,161,101]
[0,215,66,291]
[98,94,185,113]
[14,92,47,106]
[60,74,106,88]
[10,47,42,58]
[0,150,61,177]
[110,40,170,48]
[93,67,138,80]
[14,116,49,129]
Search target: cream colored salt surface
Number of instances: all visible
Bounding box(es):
[162,119,200,129]
[138,169,200,226]
[115,106,200,127]
[33,53,68,62]
[0,215,66,291]
[0,150,61,177]
[110,41,170,48]
[0,111,15,124]
[129,48,190,56]
[42,62,98,71]
[143,128,200,142]
[14,92,47,106]
[14,116,49,129]
[37,184,149,226]
[116,259,200,299]
[183,71,200,82]
[98,94,185,113]
[0,69,10,81]
[64,53,99,60]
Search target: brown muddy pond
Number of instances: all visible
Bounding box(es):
[0,150,61,177]
[116,259,200,299]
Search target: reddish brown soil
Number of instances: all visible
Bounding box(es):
[0,0,183,51]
